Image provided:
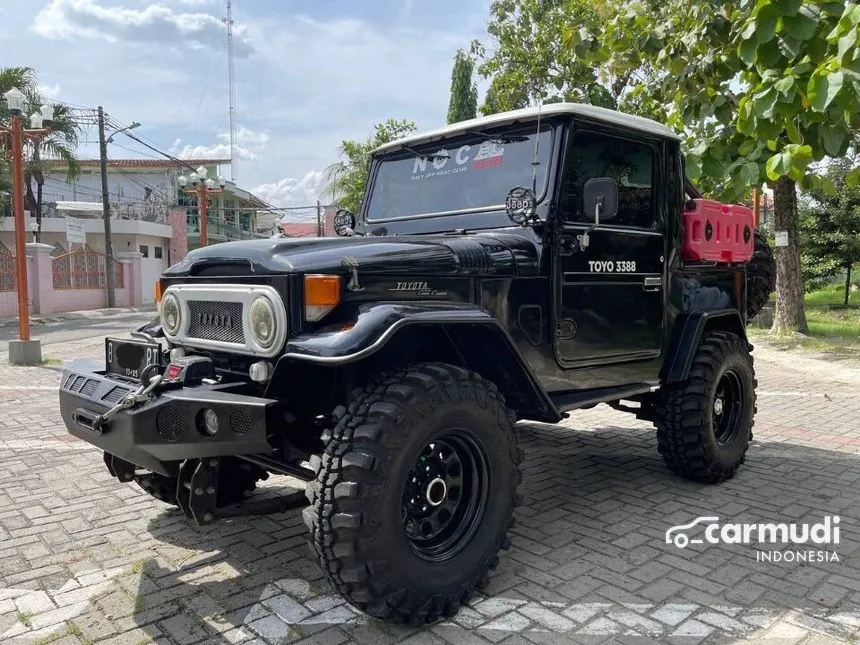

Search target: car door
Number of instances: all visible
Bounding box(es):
[553,128,665,366]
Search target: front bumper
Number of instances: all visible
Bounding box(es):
[59,358,276,476]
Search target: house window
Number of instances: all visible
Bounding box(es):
[140,244,149,258]
[154,246,163,259]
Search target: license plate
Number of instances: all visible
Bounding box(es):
[105,338,161,381]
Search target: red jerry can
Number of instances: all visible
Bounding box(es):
[682,199,755,263]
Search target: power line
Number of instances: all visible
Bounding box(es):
[119,131,203,174]
[107,141,164,160]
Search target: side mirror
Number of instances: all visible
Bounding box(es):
[583,177,619,226]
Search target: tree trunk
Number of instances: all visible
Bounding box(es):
[846,256,852,307]
[33,147,42,244]
[770,176,808,334]
[23,171,37,234]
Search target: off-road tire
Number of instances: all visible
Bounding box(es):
[134,458,268,506]
[303,362,522,625]
[746,230,775,321]
[655,331,756,483]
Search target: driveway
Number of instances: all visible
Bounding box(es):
[0,330,858,644]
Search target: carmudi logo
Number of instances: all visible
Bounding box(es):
[665,516,841,563]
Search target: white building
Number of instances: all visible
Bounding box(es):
[0,158,270,305]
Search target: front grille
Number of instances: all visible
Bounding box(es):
[187,301,244,344]
[80,379,98,397]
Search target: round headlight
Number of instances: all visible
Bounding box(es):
[161,293,181,335]
[249,297,277,348]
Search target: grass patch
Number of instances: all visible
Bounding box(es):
[17,611,33,627]
[40,356,62,366]
[754,284,860,356]
[804,285,859,350]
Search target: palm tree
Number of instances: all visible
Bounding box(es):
[22,87,80,241]
[1,66,80,239]
[0,67,35,219]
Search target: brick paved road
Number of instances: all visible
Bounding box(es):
[0,334,858,645]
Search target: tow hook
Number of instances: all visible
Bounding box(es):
[94,374,164,431]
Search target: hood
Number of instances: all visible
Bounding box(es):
[164,232,541,278]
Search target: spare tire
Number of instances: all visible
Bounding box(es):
[746,229,775,321]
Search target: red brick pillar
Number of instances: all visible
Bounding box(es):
[168,207,188,264]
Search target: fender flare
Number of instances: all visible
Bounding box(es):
[272,303,562,423]
[661,309,748,384]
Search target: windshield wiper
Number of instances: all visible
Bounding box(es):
[464,129,528,144]
[398,144,449,160]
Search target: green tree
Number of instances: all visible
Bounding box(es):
[22,88,80,241]
[1,67,80,238]
[800,157,860,305]
[324,118,416,213]
[476,0,623,114]
[447,50,479,124]
[476,0,860,333]
[0,67,36,218]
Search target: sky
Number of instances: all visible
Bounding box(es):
[0,0,492,208]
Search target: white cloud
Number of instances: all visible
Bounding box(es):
[171,126,269,161]
[37,83,62,99]
[32,0,253,56]
[252,170,327,208]
[17,1,490,201]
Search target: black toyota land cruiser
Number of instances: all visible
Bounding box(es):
[59,103,775,624]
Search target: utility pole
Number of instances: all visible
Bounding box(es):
[223,0,237,181]
[98,106,116,308]
[316,200,323,237]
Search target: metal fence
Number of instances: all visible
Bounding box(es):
[52,250,124,290]
[0,250,16,292]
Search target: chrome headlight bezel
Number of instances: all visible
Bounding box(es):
[160,284,288,358]
[160,292,182,336]
[248,296,277,349]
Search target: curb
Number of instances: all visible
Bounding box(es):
[0,305,157,328]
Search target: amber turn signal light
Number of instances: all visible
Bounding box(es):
[155,279,164,304]
[304,274,340,321]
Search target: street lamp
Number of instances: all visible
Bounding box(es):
[178,165,226,246]
[105,121,141,144]
[1,87,53,365]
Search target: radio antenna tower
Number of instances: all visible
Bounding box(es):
[223,0,237,181]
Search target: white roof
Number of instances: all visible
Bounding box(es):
[55,201,103,212]
[374,102,680,154]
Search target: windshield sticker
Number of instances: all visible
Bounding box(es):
[410,141,506,180]
[472,141,505,169]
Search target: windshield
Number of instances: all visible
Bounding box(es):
[366,127,552,221]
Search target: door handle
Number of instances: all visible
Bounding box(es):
[643,276,663,292]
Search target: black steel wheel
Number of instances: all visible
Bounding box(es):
[655,331,756,483]
[303,363,522,624]
[401,435,490,562]
[713,370,744,446]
